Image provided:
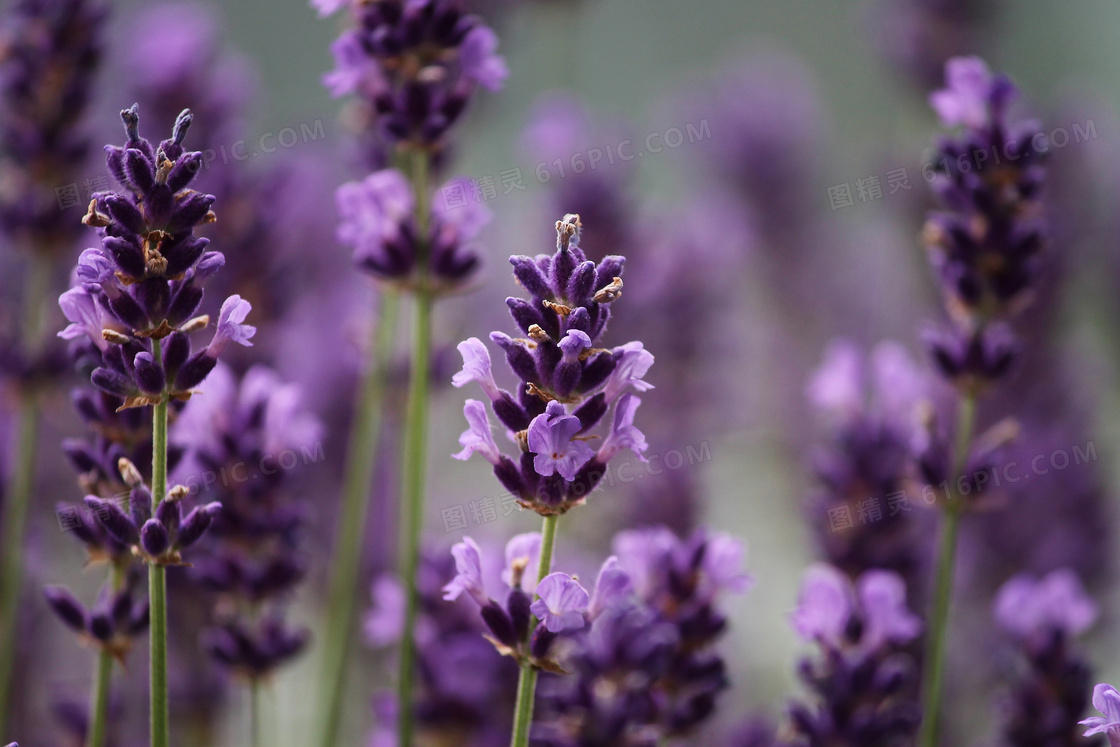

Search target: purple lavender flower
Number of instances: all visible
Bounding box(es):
[335,168,488,290]
[173,364,319,677]
[316,0,506,155]
[43,574,150,663]
[83,479,220,566]
[785,563,923,745]
[994,569,1097,648]
[805,341,932,588]
[59,105,253,407]
[526,401,596,481]
[922,57,1049,390]
[0,0,106,255]
[535,526,751,744]
[994,570,1102,745]
[452,215,652,515]
[530,573,589,633]
[1082,685,1120,746]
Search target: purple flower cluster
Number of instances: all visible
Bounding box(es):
[0,0,106,254]
[806,341,930,588]
[59,105,256,407]
[315,0,506,158]
[82,462,219,566]
[172,364,320,677]
[43,571,150,665]
[993,570,1103,746]
[534,527,751,745]
[452,215,652,515]
[922,57,1048,391]
[335,168,489,291]
[784,563,924,745]
[443,533,588,666]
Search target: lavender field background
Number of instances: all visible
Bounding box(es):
[4,0,1120,745]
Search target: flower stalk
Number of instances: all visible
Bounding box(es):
[396,147,434,745]
[85,562,126,747]
[149,338,170,747]
[509,514,558,747]
[0,255,50,735]
[315,290,399,747]
[919,393,976,747]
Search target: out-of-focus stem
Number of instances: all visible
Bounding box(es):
[251,679,263,747]
[86,563,126,747]
[396,146,432,747]
[0,254,50,737]
[509,513,559,747]
[315,289,399,747]
[149,339,169,747]
[918,393,977,747]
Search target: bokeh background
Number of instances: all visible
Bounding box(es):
[5,0,1120,744]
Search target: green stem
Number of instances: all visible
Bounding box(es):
[918,393,977,747]
[149,339,169,747]
[395,147,433,747]
[86,564,126,747]
[251,679,263,747]
[315,291,399,747]
[0,254,50,738]
[509,514,559,747]
[395,290,432,747]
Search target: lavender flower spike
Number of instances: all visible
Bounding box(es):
[1082,684,1120,746]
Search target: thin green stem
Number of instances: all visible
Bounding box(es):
[251,679,263,747]
[149,339,169,747]
[509,514,559,747]
[315,290,399,747]
[86,564,126,747]
[395,146,433,747]
[395,289,432,747]
[919,393,977,747]
[0,254,50,737]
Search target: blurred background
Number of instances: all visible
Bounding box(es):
[4,0,1120,744]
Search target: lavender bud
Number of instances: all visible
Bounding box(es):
[140,519,171,558]
[43,587,87,633]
